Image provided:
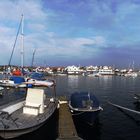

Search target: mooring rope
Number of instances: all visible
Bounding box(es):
[71,111,85,116]
[108,101,140,115]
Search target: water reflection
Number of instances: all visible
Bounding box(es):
[133,101,140,111]
[67,75,79,89]
[74,118,101,140]
[99,76,113,88]
[117,108,140,126]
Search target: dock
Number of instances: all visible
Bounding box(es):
[57,101,82,140]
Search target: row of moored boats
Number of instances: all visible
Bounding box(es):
[0,71,103,139]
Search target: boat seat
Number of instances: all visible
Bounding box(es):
[23,88,46,115]
[0,101,25,115]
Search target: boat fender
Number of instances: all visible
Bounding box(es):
[57,103,60,109]
[50,98,54,102]
[70,110,73,113]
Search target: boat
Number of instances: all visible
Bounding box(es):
[24,72,55,87]
[0,87,58,139]
[25,78,55,87]
[0,15,26,88]
[0,76,29,88]
[87,72,101,77]
[0,73,55,88]
[69,92,103,125]
[124,71,138,77]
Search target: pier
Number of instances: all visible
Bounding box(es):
[57,101,82,140]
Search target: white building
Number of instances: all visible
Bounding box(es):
[98,66,115,75]
[65,65,81,75]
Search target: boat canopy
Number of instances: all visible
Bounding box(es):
[9,76,25,84]
[70,92,100,108]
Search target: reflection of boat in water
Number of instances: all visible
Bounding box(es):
[69,92,103,125]
[73,117,101,140]
[0,88,58,139]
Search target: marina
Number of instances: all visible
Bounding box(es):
[0,74,139,139]
[1,1,140,140]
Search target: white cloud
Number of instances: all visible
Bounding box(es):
[31,35,106,61]
[0,0,48,65]
[0,0,106,65]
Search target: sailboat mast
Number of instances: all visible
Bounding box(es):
[21,14,24,68]
[8,15,23,66]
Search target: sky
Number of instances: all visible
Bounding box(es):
[0,0,140,68]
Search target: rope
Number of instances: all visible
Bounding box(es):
[72,111,86,116]
[108,101,140,115]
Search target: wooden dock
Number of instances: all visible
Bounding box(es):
[57,101,82,140]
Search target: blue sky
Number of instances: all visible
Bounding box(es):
[0,0,140,68]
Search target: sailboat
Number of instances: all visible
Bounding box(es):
[0,15,29,88]
[0,15,54,88]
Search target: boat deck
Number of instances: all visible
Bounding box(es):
[0,99,57,130]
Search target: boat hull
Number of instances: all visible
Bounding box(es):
[70,109,101,125]
[69,92,102,125]
[0,100,58,139]
[0,123,43,139]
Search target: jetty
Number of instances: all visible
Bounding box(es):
[57,100,82,140]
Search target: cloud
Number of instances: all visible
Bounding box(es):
[0,0,48,65]
[0,0,140,67]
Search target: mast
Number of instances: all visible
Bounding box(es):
[8,15,23,66]
[31,49,36,67]
[21,14,24,68]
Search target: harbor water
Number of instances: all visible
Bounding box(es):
[0,75,140,140]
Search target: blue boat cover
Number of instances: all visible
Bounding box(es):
[70,92,100,108]
[29,72,45,80]
[9,76,25,84]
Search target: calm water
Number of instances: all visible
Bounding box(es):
[0,75,140,140]
[55,75,140,140]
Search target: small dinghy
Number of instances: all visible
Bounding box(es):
[69,92,103,125]
[0,88,58,139]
